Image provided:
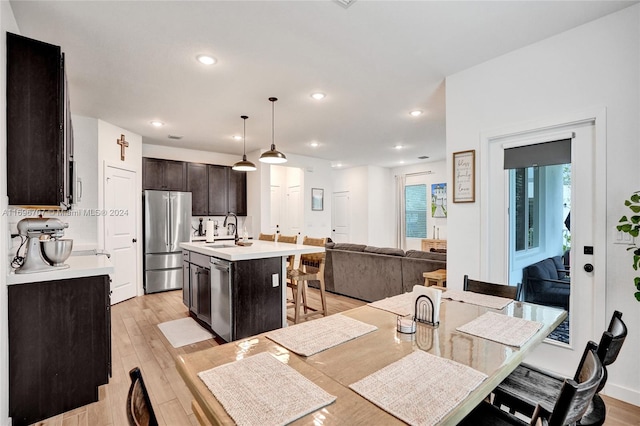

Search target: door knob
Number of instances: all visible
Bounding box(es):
[132,238,137,243]
[584,263,594,273]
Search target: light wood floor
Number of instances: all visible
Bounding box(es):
[31,289,638,426]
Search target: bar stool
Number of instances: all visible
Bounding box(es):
[258,233,276,241]
[287,236,327,323]
[277,234,298,272]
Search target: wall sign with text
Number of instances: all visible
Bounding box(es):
[453,150,475,203]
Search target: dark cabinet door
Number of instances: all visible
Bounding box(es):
[164,160,187,191]
[208,165,229,215]
[142,158,166,190]
[7,32,64,207]
[187,163,208,215]
[8,275,110,426]
[232,257,282,340]
[228,169,247,216]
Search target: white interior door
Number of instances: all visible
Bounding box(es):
[270,185,282,234]
[485,115,604,377]
[332,191,350,243]
[105,165,138,304]
[286,185,301,236]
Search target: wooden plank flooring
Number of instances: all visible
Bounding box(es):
[29,289,638,426]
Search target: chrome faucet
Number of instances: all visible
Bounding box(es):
[223,212,239,243]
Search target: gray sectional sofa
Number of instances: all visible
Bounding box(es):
[323,242,447,302]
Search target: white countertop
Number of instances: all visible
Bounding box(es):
[191,235,238,242]
[7,252,114,285]
[180,240,324,261]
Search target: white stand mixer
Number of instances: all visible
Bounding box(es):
[15,218,73,274]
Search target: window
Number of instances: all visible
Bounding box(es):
[512,167,540,251]
[405,184,427,238]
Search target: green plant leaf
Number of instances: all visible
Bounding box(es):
[618,224,632,232]
[632,215,640,224]
[635,292,640,302]
[619,216,629,223]
[630,206,640,213]
[635,277,640,289]
[631,193,640,203]
[631,228,640,238]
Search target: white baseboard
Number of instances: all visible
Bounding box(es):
[603,383,640,407]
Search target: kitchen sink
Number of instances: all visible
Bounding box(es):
[204,243,238,248]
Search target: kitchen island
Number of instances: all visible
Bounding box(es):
[179,240,325,342]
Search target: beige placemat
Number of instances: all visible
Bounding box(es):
[198,352,336,426]
[349,351,487,426]
[368,292,415,316]
[441,289,513,310]
[266,314,378,356]
[456,311,543,347]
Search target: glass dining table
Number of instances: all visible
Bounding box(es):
[176,296,566,425]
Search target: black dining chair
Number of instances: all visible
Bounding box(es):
[127,367,159,426]
[492,310,627,426]
[459,340,604,426]
[463,275,521,300]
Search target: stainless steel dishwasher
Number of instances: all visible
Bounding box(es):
[210,257,233,342]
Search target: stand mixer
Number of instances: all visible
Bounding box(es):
[15,218,73,274]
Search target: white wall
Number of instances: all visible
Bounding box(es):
[446,5,640,405]
[367,166,393,247]
[391,161,448,251]
[1,3,19,423]
[333,166,369,245]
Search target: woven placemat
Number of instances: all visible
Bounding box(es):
[198,352,336,426]
[368,292,414,316]
[442,289,513,310]
[456,311,543,347]
[266,314,378,356]
[349,351,487,426]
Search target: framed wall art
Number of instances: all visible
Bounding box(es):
[311,188,324,211]
[453,150,475,203]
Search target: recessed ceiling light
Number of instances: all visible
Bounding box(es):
[332,162,343,168]
[310,92,326,100]
[399,160,405,164]
[310,141,319,147]
[409,110,423,117]
[232,135,243,141]
[196,55,216,65]
[150,120,164,127]
[394,144,403,150]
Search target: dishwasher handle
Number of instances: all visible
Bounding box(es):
[211,258,231,272]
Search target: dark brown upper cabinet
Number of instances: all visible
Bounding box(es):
[142,157,186,191]
[7,32,74,209]
[187,162,208,215]
[207,165,228,216]
[228,168,247,216]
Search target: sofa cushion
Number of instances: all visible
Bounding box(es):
[551,255,566,279]
[363,246,405,257]
[331,243,367,252]
[405,250,446,262]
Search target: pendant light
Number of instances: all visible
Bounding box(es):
[259,97,287,164]
[232,115,257,172]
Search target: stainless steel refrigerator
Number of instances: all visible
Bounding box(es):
[144,190,192,293]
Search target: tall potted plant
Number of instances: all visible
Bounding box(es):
[616,190,640,301]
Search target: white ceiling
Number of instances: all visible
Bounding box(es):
[9,0,637,168]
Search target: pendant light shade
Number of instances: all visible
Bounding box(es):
[232,115,257,172]
[259,97,287,164]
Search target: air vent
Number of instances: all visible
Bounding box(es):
[334,0,357,9]
[168,135,183,140]
[418,155,429,160]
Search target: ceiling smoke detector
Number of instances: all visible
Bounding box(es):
[334,0,357,9]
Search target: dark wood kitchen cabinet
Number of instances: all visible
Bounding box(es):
[207,165,228,215]
[6,32,74,209]
[8,275,111,426]
[142,157,187,191]
[187,162,208,215]
[228,168,247,216]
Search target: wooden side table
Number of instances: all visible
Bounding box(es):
[423,269,447,290]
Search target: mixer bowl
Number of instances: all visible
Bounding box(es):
[41,239,73,266]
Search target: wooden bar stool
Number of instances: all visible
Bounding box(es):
[287,237,327,323]
[258,233,276,241]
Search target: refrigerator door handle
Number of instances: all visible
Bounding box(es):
[165,197,170,249]
[169,194,175,251]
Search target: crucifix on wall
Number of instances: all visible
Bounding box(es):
[116,134,129,161]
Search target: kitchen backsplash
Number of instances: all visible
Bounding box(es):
[189,216,252,240]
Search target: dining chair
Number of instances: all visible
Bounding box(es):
[492,310,627,426]
[463,275,521,300]
[126,367,158,426]
[258,233,276,241]
[459,341,604,426]
[287,236,327,323]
